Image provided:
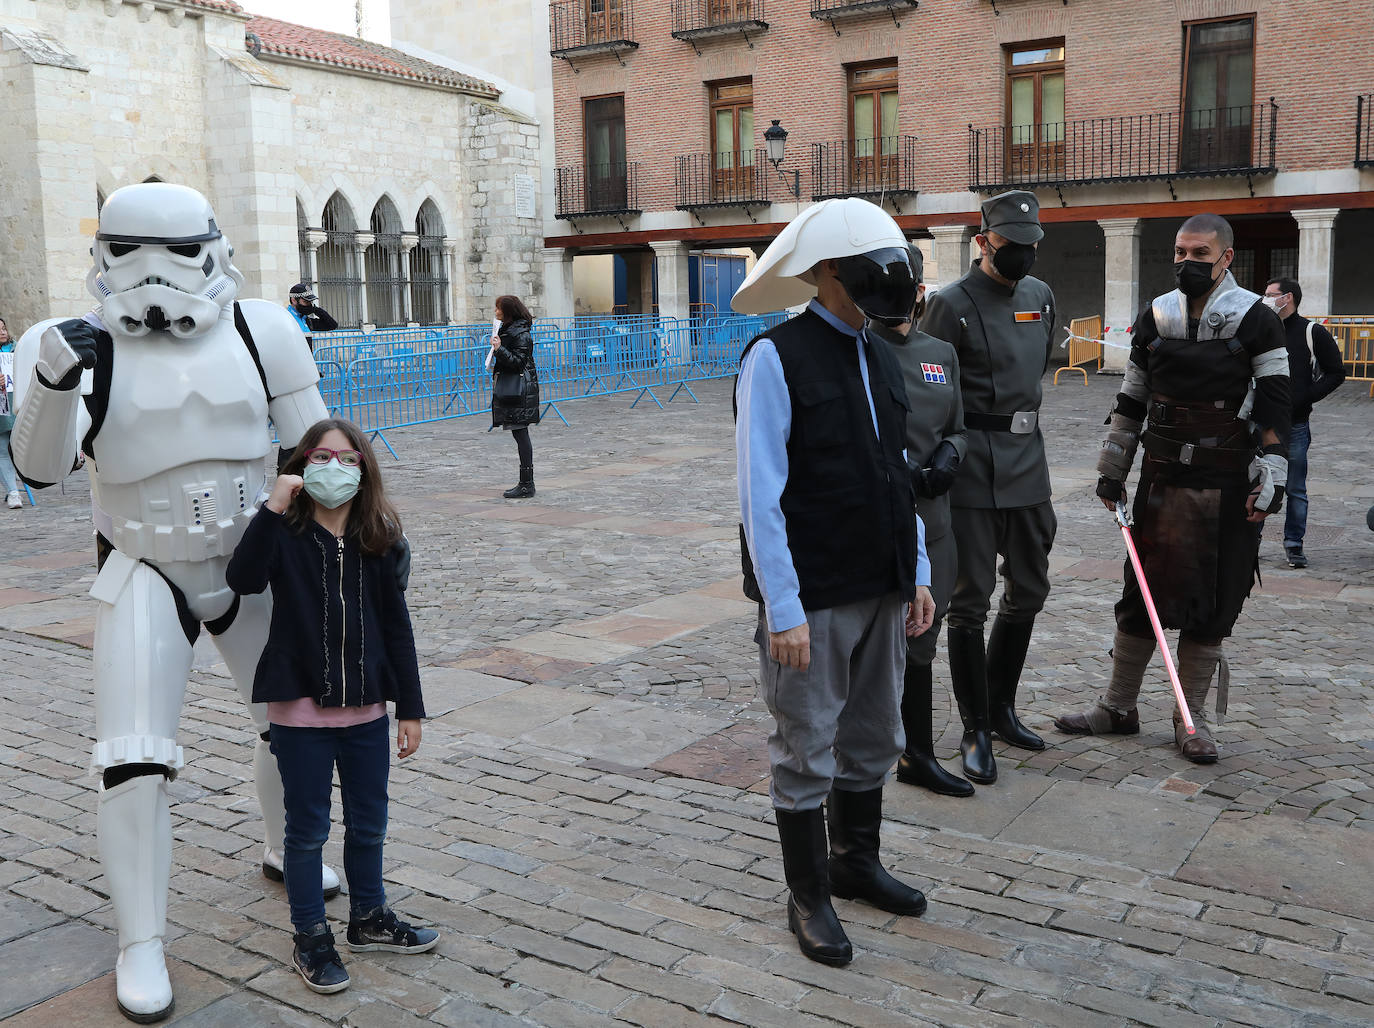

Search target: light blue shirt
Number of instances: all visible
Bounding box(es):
[286,305,310,334]
[737,300,930,633]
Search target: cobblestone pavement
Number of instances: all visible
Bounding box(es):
[2,372,1372,1026]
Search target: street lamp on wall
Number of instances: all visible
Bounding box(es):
[763,119,800,200]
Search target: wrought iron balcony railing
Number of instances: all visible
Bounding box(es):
[676,150,772,210]
[550,0,638,59]
[671,0,768,50]
[555,163,641,219]
[810,0,919,33]
[969,101,1278,195]
[810,136,920,206]
[1358,94,1374,167]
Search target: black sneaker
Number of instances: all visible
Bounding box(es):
[292,923,350,994]
[1286,548,1308,568]
[346,906,440,954]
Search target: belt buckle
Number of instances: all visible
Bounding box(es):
[1011,411,1037,434]
[1179,442,1195,465]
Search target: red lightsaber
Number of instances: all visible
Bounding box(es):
[1114,501,1195,735]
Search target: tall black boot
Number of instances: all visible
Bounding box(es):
[827,788,927,916]
[775,808,851,966]
[986,616,1046,751]
[503,464,535,499]
[895,663,975,797]
[947,625,998,784]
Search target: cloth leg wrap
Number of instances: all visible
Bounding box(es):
[1073,630,1154,733]
[1176,638,1223,743]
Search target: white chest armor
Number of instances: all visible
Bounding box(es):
[90,320,271,564]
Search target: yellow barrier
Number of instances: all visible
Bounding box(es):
[1312,315,1374,397]
[1055,315,1103,385]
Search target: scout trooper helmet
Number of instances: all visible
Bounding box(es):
[86,183,244,338]
[731,197,914,320]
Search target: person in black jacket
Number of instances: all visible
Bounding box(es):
[1262,277,1346,568]
[226,417,435,996]
[490,294,541,498]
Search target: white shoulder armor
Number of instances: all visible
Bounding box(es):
[235,299,320,397]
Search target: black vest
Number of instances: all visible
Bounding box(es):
[737,309,917,612]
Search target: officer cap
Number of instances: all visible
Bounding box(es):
[980,190,1044,245]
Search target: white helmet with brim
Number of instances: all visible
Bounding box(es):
[730,197,908,315]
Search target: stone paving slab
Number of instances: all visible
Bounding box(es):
[3,376,1374,1025]
[1178,814,1374,921]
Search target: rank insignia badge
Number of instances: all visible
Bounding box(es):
[922,362,946,383]
[1014,310,1042,323]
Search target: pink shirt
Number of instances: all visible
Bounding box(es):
[268,698,387,728]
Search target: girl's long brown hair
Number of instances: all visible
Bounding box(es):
[281,418,401,556]
[495,295,532,325]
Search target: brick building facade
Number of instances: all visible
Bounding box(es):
[542,0,1373,360]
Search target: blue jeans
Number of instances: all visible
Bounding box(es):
[0,431,18,494]
[271,716,390,930]
[1284,421,1311,550]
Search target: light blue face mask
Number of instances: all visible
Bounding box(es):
[302,458,362,509]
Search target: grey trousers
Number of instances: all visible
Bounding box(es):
[756,592,907,811]
[907,529,957,667]
[948,501,1057,630]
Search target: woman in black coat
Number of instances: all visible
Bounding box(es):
[490,295,541,498]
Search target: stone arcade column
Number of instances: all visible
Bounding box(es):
[542,247,575,320]
[305,230,327,295]
[353,232,374,327]
[1293,208,1340,316]
[928,225,972,290]
[649,240,692,322]
[1098,218,1142,373]
[400,232,419,324]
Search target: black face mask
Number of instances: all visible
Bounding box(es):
[987,240,1036,281]
[1175,257,1221,299]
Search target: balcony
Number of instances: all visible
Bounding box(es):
[810,0,918,33]
[550,0,638,64]
[676,150,771,215]
[968,101,1279,198]
[810,136,920,210]
[1358,94,1374,167]
[671,0,768,53]
[555,163,642,220]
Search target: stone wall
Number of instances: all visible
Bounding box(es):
[460,101,543,320]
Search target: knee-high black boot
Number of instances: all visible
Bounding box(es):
[827,787,926,916]
[986,616,1046,751]
[774,808,851,966]
[947,625,997,784]
[895,663,975,797]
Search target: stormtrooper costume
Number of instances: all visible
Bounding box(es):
[10,183,333,1023]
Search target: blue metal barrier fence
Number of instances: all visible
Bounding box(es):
[314,312,789,455]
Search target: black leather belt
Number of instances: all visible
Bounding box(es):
[1142,430,1252,469]
[965,410,1038,434]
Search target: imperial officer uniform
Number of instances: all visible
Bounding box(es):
[887,246,973,797]
[919,191,1056,785]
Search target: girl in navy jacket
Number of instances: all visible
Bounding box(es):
[227,417,435,995]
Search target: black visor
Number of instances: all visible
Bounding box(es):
[834,247,917,326]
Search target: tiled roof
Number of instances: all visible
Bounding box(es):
[183,0,246,12]
[246,16,499,97]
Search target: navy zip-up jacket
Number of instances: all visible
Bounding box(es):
[226,507,425,719]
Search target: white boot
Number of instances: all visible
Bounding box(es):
[256,737,340,898]
[98,775,174,1023]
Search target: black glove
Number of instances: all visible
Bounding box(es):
[45,319,106,390]
[915,440,961,498]
[1096,475,1127,504]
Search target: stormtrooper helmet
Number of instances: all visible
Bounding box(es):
[86,183,244,338]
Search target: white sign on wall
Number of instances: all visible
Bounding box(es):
[514,174,536,219]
